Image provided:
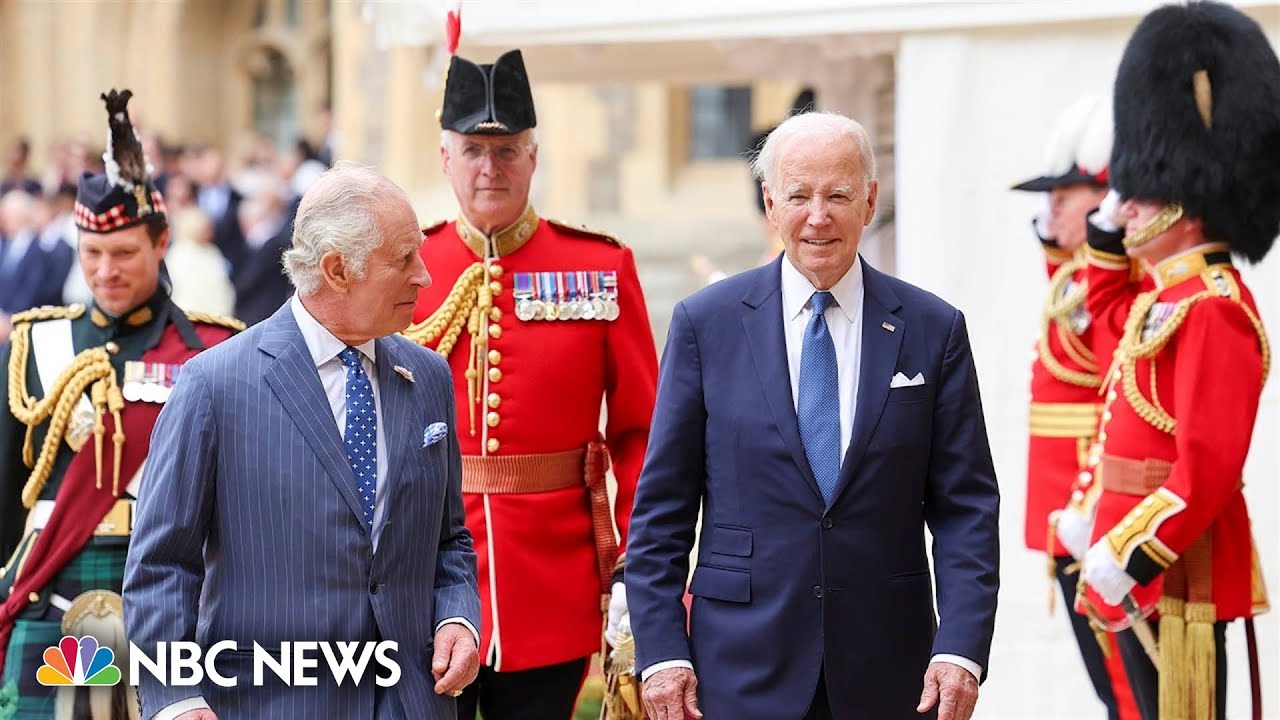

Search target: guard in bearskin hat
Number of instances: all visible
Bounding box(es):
[405,49,658,719]
[1011,93,1142,720]
[1075,3,1280,718]
[0,90,242,719]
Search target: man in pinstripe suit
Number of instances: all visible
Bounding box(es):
[123,164,481,720]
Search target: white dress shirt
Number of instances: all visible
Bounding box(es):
[291,295,391,547]
[641,257,982,685]
[152,297,474,720]
[780,254,864,459]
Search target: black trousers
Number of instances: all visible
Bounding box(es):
[1054,556,1123,720]
[1116,619,1227,720]
[456,656,589,720]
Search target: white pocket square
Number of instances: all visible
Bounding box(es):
[890,371,925,388]
[422,422,449,448]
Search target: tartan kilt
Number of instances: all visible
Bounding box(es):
[0,534,129,720]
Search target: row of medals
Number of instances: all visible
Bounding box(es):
[513,271,621,322]
[518,296,620,322]
[121,360,180,403]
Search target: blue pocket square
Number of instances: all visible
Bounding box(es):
[422,422,449,448]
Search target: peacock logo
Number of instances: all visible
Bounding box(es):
[36,636,121,687]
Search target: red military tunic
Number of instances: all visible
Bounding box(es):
[1026,247,1104,556]
[410,206,658,671]
[1079,243,1270,629]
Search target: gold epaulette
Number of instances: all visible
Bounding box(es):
[10,304,86,326]
[185,310,246,333]
[546,218,624,247]
[421,219,448,236]
[1199,267,1270,385]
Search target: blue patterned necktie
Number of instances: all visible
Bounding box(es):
[797,291,841,505]
[339,346,377,529]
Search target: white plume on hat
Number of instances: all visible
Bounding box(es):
[1041,93,1113,178]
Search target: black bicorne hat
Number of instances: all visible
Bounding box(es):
[1012,93,1112,193]
[439,50,537,135]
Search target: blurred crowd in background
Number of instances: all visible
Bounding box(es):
[0,110,336,338]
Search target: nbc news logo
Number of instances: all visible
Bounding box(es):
[36,635,122,687]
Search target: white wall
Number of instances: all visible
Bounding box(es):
[897,15,1280,719]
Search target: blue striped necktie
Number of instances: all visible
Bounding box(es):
[339,346,377,529]
[797,291,841,505]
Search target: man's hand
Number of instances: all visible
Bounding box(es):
[917,662,979,720]
[432,622,480,697]
[641,667,702,720]
[175,711,218,720]
[604,582,629,646]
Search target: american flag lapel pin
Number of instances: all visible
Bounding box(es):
[882,322,896,333]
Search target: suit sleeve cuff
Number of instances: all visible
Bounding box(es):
[930,654,982,683]
[436,617,480,648]
[151,696,210,720]
[640,659,693,682]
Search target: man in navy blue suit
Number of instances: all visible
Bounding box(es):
[627,112,1000,720]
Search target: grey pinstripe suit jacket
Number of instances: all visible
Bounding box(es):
[123,303,480,719]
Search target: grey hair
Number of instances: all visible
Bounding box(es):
[750,112,877,195]
[282,162,410,296]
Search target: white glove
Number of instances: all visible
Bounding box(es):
[604,582,630,647]
[1053,507,1092,561]
[1082,541,1137,605]
[1033,196,1055,243]
[1089,189,1123,232]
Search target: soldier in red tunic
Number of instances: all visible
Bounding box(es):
[406,50,658,719]
[1076,4,1280,718]
[1012,94,1139,720]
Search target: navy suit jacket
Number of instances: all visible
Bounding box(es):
[124,303,480,719]
[0,233,54,314]
[628,256,1000,719]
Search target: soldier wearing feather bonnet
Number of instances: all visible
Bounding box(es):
[0,90,242,720]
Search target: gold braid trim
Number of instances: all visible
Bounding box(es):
[401,262,486,355]
[1118,290,1199,434]
[1057,323,1098,371]
[1038,259,1101,388]
[401,262,495,436]
[7,322,122,508]
[185,310,246,332]
[1118,276,1271,434]
[1043,259,1087,319]
[1240,302,1271,385]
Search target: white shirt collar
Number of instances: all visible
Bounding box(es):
[289,294,377,368]
[780,254,863,323]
